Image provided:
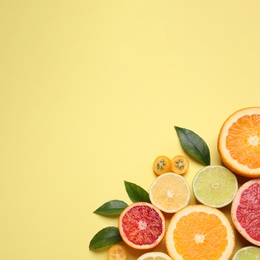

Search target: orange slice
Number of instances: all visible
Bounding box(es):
[166,205,235,260]
[231,179,260,247]
[149,172,190,213]
[171,155,189,174]
[218,107,260,178]
[153,155,172,175]
[118,202,165,250]
[108,244,128,260]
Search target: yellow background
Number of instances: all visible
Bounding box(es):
[1,1,259,259]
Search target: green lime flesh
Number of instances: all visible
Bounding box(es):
[232,246,260,260]
[192,165,238,208]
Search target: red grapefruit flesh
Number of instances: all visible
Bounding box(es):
[231,179,260,246]
[118,202,165,250]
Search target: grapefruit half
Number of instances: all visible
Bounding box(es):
[231,179,260,246]
[118,202,165,250]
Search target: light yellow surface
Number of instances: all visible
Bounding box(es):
[0,1,259,259]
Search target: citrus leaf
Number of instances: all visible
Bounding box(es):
[93,200,128,216]
[174,126,211,166]
[124,180,151,203]
[89,226,122,250]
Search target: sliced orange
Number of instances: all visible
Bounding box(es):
[153,155,172,175]
[118,202,165,250]
[218,107,260,178]
[166,205,235,260]
[149,172,190,213]
[231,179,260,247]
[171,155,189,174]
[108,244,128,260]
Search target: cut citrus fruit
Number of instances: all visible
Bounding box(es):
[153,156,172,175]
[218,107,260,178]
[171,155,189,175]
[231,178,260,247]
[232,246,260,260]
[137,251,172,260]
[166,204,235,260]
[118,202,165,250]
[108,244,128,260]
[149,172,190,213]
[192,165,238,208]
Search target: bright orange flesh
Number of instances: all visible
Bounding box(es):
[171,155,189,175]
[108,244,128,260]
[226,114,260,168]
[218,107,260,178]
[166,205,235,260]
[231,179,260,247]
[118,202,165,250]
[153,156,172,175]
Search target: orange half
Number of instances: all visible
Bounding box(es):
[218,107,260,178]
[166,205,235,260]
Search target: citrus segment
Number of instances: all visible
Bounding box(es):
[231,179,260,246]
[171,155,189,175]
[192,165,238,208]
[232,246,260,260]
[118,202,165,250]
[166,205,235,260]
[108,244,128,260]
[137,252,172,260]
[218,107,260,178]
[153,156,172,175]
[149,172,190,213]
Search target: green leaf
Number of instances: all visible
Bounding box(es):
[174,126,211,166]
[89,226,122,250]
[124,180,151,203]
[93,200,128,216]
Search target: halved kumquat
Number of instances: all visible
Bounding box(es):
[153,155,172,175]
[171,155,189,175]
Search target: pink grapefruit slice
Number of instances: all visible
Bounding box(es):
[231,179,260,246]
[118,202,165,250]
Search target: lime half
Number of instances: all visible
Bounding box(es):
[192,165,238,208]
[232,246,260,260]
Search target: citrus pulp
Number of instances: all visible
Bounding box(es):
[137,252,172,260]
[166,204,235,260]
[232,246,260,260]
[153,156,172,175]
[218,107,260,178]
[108,244,128,260]
[231,178,260,246]
[171,155,189,175]
[192,165,238,208]
[149,172,190,213]
[118,202,165,250]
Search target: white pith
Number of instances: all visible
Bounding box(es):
[194,234,205,243]
[138,220,147,230]
[248,135,259,146]
[167,190,174,198]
